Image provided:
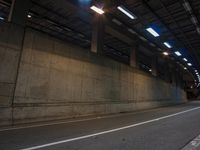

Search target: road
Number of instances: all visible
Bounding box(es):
[1,102,200,150]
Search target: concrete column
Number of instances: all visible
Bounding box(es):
[167,60,173,84]
[164,59,171,83]
[172,63,178,86]
[172,72,177,86]
[151,54,158,76]
[130,41,139,68]
[168,62,175,85]
[91,14,104,54]
[177,67,183,88]
[8,0,32,26]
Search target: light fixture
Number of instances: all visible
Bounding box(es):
[0,16,4,20]
[27,14,32,18]
[146,27,160,37]
[184,67,187,70]
[163,52,169,56]
[174,51,182,56]
[149,69,152,72]
[90,6,104,14]
[117,6,136,19]
[187,63,192,66]
[183,58,188,62]
[163,42,172,48]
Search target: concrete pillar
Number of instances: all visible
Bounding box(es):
[8,0,32,26]
[171,63,178,86]
[172,72,177,86]
[130,41,139,68]
[151,54,158,76]
[164,59,171,83]
[1,0,31,125]
[91,15,104,54]
[177,67,184,88]
[168,62,175,85]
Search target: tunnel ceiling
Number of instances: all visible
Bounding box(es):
[0,0,200,83]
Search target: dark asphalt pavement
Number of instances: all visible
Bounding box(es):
[1,102,200,150]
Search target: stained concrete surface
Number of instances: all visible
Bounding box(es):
[0,102,200,150]
[13,28,186,124]
[0,22,187,126]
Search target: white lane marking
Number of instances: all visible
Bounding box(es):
[21,107,200,150]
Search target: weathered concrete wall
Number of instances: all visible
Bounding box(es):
[0,23,24,125]
[0,24,187,126]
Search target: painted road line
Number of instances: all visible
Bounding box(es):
[20,106,200,150]
[181,134,200,150]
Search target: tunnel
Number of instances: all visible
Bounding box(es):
[0,0,200,150]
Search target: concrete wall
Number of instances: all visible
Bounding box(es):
[0,23,24,125]
[0,24,187,126]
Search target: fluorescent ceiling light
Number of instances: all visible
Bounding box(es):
[146,27,160,37]
[163,42,172,48]
[27,14,32,18]
[90,6,104,14]
[174,51,182,56]
[187,63,192,66]
[117,6,136,19]
[0,16,4,20]
[163,52,169,56]
[183,58,188,62]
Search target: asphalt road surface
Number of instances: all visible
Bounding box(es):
[1,102,200,150]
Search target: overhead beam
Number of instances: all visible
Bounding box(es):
[142,0,200,68]
[130,41,139,68]
[151,54,158,76]
[105,26,133,45]
[91,15,104,54]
